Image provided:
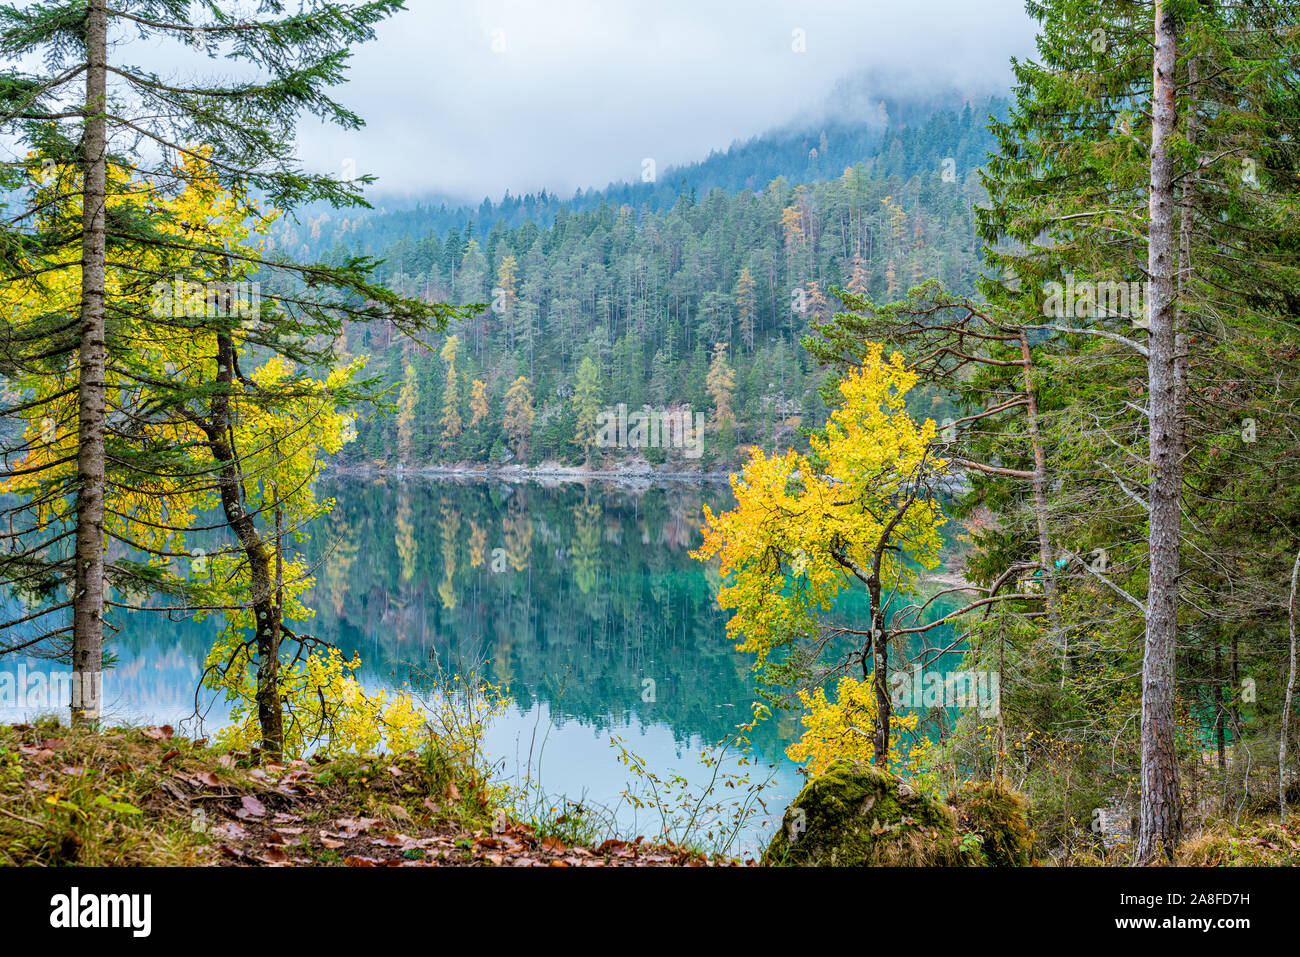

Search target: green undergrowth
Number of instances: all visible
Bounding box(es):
[0,718,513,866]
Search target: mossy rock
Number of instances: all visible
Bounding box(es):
[763,759,974,866]
[947,781,1035,866]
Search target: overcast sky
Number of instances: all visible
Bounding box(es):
[288,0,1038,203]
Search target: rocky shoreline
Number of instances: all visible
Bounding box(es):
[329,459,737,484]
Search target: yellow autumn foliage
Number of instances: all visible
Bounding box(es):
[4,148,426,758]
[693,344,945,670]
[786,675,924,776]
[694,344,947,774]
[214,647,426,758]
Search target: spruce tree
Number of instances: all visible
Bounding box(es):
[0,1,474,734]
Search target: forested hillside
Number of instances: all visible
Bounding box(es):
[318,100,1000,466]
[284,84,1005,258]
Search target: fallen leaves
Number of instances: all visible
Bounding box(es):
[331,816,383,838]
[237,795,267,820]
[0,723,733,870]
[211,822,248,841]
[19,745,57,763]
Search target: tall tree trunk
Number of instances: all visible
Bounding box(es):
[1230,632,1241,796]
[1018,331,1059,667]
[201,334,283,759]
[1136,0,1183,863]
[1175,56,1198,467]
[1214,641,1225,775]
[1282,548,1299,817]
[71,0,108,724]
[860,499,920,768]
[868,590,890,768]
[996,619,1006,786]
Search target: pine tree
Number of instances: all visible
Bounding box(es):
[734,266,757,352]
[397,362,420,458]
[439,335,463,451]
[503,377,534,461]
[469,379,490,427]
[974,0,1300,861]
[571,357,603,465]
[0,0,473,731]
[705,343,736,430]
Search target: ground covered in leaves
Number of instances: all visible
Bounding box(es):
[0,721,736,867]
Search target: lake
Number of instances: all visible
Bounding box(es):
[1,474,965,854]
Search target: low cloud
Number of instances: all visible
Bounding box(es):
[294,0,1036,202]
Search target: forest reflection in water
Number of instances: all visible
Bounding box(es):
[1,473,965,852]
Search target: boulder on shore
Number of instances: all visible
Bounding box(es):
[763,759,1034,866]
[763,759,970,866]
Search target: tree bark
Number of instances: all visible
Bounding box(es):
[1230,632,1240,789]
[71,0,108,724]
[1136,0,1183,864]
[200,333,283,759]
[867,585,889,768]
[1018,331,1059,667]
[860,493,920,768]
[1214,641,1225,776]
[1175,56,1197,468]
[1282,548,1299,817]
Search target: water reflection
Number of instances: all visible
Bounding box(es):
[304,475,809,850]
[2,474,965,852]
